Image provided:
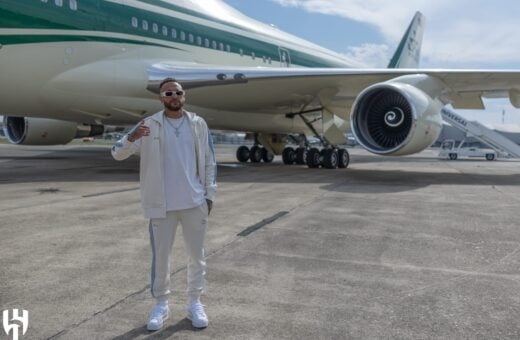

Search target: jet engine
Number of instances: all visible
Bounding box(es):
[350,81,443,156]
[2,116,104,145]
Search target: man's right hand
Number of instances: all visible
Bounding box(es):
[128,120,150,142]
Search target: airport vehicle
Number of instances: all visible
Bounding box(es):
[438,140,497,161]
[2,1,520,169]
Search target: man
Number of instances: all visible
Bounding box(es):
[112,77,217,331]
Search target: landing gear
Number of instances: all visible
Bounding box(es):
[306,147,349,169]
[235,145,274,163]
[282,146,308,165]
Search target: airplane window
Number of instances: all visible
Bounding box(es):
[204,38,210,48]
[197,36,202,46]
[152,23,158,33]
[171,29,177,39]
[69,0,77,10]
[219,42,224,51]
[212,41,217,49]
[55,0,63,7]
[131,17,138,28]
[180,31,186,41]
[162,26,168,36]
[189,34,194,43]
[142,20,148,31]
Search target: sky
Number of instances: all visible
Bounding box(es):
[222,0,520,126]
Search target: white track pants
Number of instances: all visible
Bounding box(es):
[148,203,208,301]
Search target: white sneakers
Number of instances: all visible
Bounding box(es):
[187,302,209,328]
[147,301,209,331]
[147,303,170,331]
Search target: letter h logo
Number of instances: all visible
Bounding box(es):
[3,309,29,340]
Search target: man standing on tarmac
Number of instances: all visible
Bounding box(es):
[111,77,217,331]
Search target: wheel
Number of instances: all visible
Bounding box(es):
[236,146,250,162]
[261,147,274,163]
[485,153,495,161]
[306,148,321,168]
[282,147,296,164]
[449,153,457,160]
[338,149,350,168]
[323,149,338,169]
[250,146,262,163]
[296,147,307,165]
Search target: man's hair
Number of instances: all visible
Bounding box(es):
[159,77,180,90]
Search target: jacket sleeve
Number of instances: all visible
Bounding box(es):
[203,122,217,201]
[111,127,142,161]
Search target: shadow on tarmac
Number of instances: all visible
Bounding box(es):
[1,147,519,194]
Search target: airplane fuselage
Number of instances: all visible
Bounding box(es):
[0,0,356,133]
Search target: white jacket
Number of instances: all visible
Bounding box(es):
[111,110,217,219]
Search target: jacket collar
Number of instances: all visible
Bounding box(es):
[150,110,196,125]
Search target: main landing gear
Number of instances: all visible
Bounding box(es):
[282,146,349,169]
[236,145,274,163]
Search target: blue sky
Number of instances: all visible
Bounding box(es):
[222,0,520,125]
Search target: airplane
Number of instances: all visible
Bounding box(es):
[2,0,520,169]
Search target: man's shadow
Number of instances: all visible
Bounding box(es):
[112,317,204,339]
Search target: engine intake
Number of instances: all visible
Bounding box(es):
[351,82,443,156]
[2,116,104,145]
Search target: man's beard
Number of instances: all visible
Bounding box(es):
[163,101,184,111]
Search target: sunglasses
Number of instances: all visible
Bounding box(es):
[160,90,184,97]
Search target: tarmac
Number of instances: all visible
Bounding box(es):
[1,143,520,339]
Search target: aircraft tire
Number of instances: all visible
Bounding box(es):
[338,148,350,168]
[306,148,321,168]
[236,146,250,162]
[282,147,296,164]
[262,147,274,163]
[296,147,307,165]
[323,149,339,169]
[250,146,262,163]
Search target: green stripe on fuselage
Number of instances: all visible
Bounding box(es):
[0,34,181,49]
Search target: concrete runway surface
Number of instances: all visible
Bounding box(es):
[1,143,520,339]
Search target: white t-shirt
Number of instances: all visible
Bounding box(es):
[163,115,205,211]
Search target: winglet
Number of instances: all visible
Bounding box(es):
[387,11,425,68]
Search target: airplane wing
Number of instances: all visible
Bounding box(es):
[143,63,520,156]
[147,64,520,116]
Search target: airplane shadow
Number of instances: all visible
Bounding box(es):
[1,146,519,195]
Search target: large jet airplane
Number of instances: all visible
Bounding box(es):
[1,0,520,169]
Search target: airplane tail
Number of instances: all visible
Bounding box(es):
[387,11,425,68]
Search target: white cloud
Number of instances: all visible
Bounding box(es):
[340,43,390,68]
[270,0,520,68]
